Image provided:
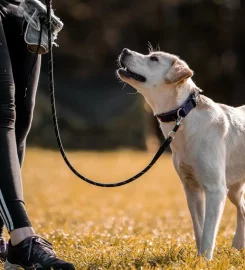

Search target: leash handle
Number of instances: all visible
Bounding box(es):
[45,0,180,187]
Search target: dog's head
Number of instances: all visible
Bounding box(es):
[117,48,193,91]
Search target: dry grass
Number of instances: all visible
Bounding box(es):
[2,148,245,269]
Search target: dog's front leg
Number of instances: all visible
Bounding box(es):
[184,182,205,252]
[200,184,227,259]
[173,157,205,252]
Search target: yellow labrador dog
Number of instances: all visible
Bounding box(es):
[117,48,245,259]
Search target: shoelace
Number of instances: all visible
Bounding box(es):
[27,236,56,261]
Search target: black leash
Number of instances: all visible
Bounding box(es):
[44,0,181,187]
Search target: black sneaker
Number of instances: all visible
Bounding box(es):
[0,237,7,262]
[4,235,75,269]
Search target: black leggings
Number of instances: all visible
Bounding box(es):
[0,1,41,232]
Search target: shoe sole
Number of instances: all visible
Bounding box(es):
[4,259,75,270]
[4,260,36,270]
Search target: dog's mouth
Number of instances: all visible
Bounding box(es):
[117,60,146,83]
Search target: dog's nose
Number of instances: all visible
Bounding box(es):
[122,48,131,55]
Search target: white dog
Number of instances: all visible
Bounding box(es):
[116,48,245,259]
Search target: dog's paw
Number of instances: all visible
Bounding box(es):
[232,238,245,250]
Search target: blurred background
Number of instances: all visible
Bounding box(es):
[30,0,244,151]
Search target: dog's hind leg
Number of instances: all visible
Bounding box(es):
[183,180,205,252]
[228,181,245,250]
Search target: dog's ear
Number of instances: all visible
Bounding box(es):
[165,59,193,84]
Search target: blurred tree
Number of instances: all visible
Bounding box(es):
[31,0,244,150]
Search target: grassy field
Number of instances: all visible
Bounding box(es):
[3,148,245,269]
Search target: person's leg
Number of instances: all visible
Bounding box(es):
[0,1,40,246]
[1,6,74,270]
[0,15,34,237]
[3,3,41,169]
[1,7,39,247]
[1,5,39,247]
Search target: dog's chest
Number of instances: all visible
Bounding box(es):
[172,155,198,187]
[159,122,187,152]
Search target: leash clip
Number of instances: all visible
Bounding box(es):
[168,116,183,139]
[177,108,185,123]
[176,115,183,126]
[168,130,176,139]
[177,108,183,119]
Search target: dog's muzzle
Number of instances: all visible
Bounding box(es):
[118,48,146,82]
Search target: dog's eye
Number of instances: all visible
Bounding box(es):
[150,56,158,62]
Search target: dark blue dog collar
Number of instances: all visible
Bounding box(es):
[156,93,199,123]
